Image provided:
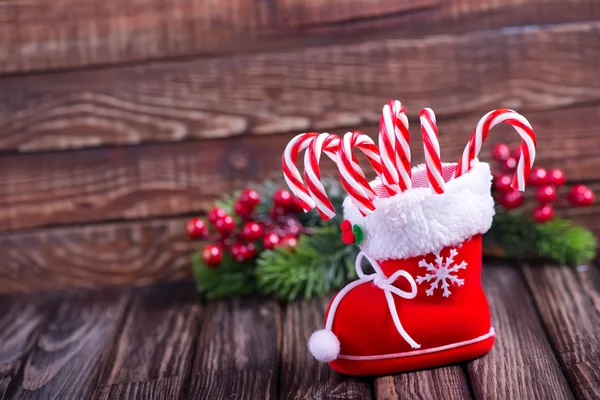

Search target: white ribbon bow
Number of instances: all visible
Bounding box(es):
[325,251,421,349]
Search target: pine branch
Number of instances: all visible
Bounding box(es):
[191,178,350,300]
[192,252,256,299]
[256,224,359,301]
[483,211,597,265]
[193,177,597,301]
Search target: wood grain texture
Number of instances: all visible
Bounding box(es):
[1,0,598,74]
[0,217,197,294]
[0,134,291,231]
[467,264,573,399]
[91,282,201,400]
[4,104,600,234]
[523,264,600,400]
[187,298,280,400]
[280,297,372,399]
[5,289,129,400]
[92,378,183,400]
[578,263,600,316]
[374,367,470,400]
[0,186,598,296]
[0,294,56,398]
[2,21,600,153]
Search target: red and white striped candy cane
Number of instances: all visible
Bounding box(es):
[391,101,412,191]
[454,109,536,191]
[282,132,319,211]
[379,101,412,194]
[337,131,382,216]
[304,133,342,220]
[346,131,383,195]
[420,108,445,194]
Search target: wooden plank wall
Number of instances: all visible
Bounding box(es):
[1,0,600,293]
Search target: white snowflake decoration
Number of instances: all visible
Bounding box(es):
[416,249,467,297]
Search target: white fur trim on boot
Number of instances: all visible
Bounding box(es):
[343,161,495,261]
[308,329,340,362]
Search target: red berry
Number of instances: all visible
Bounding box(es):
[497,191,524,209]
[340,220,352,232]
[216,236,232,251]
[511,146,522,159]
[536,185,557,203]
[502,157,518,172]
[263,233,280,250]
[201,244,222,267]
[273,189,294,209]
[231,242,244,258]
[493,174,513,192]
[568,185,595,206]
[208,207,227,224]
[342,231,356,244]
[231,242,258,262]
[492,143,511,162]
[234,200,254,219]
[241,221,264,241]
[533,204,554,223]
[215,215,236,236]
[269,206,286,220]
[284,217,302,237]
[569,184,587,195]
[280,235,299,251]
[186,218,209,239]
[529,168,547,186]
[239,188,261,208]
[547,168,566,187]
[242,242,258,261]
[287,224,302,237]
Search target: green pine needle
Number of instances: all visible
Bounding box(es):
[256,225,359,301]
[192,252,257,299]
[484,211,597,266]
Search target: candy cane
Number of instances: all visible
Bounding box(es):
[304,133,341,220]
[420,108,445,194]
[282,132,319,211]
[379,104,400,195]
[379,101,412,194]
[454,109,536,191]
[391,101,412,191]
[337,131,382,216]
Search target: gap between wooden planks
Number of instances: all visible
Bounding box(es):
[1,0,599,74]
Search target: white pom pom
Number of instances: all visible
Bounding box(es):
[308,329,340,362]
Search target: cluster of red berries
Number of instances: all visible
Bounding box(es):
[186,188,303,267]
[492,143,595,222]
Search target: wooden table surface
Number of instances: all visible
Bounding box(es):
[0,261,598,400]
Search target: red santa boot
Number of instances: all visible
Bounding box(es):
[282,103,536,376]
[308,162,497,376]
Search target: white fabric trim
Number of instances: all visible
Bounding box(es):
[343,161,495,260]
[337,327,495,361]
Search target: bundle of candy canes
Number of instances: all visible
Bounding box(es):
[283,101,536,224]
[282,101,537,375]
